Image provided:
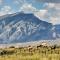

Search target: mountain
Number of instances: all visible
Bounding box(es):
[0,12,59,44]
[54,24,60,38]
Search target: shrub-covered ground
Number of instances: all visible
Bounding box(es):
[0,45,60,60]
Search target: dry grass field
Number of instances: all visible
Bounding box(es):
[0,45,60,60]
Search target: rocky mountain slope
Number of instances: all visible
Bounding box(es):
[0,12,60,44]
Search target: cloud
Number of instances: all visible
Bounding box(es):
[44,3,60,25]
[0,0,3,5]
[1,6,11,12]
[34,3,60,25]
[0,1,60,25]
[19,3,60,25]
[35,10,48,21]
[0,6,12,16]
[33,1,60,25]
[20,3,38,13]
[35,0,60,3]
[13,0,27,5]
[50,17,60,25]
[19,3,47,20]
[45,3,60,10]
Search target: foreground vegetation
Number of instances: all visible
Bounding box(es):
[0,45,60,60]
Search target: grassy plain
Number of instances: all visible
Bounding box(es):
[0,45,60,60]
